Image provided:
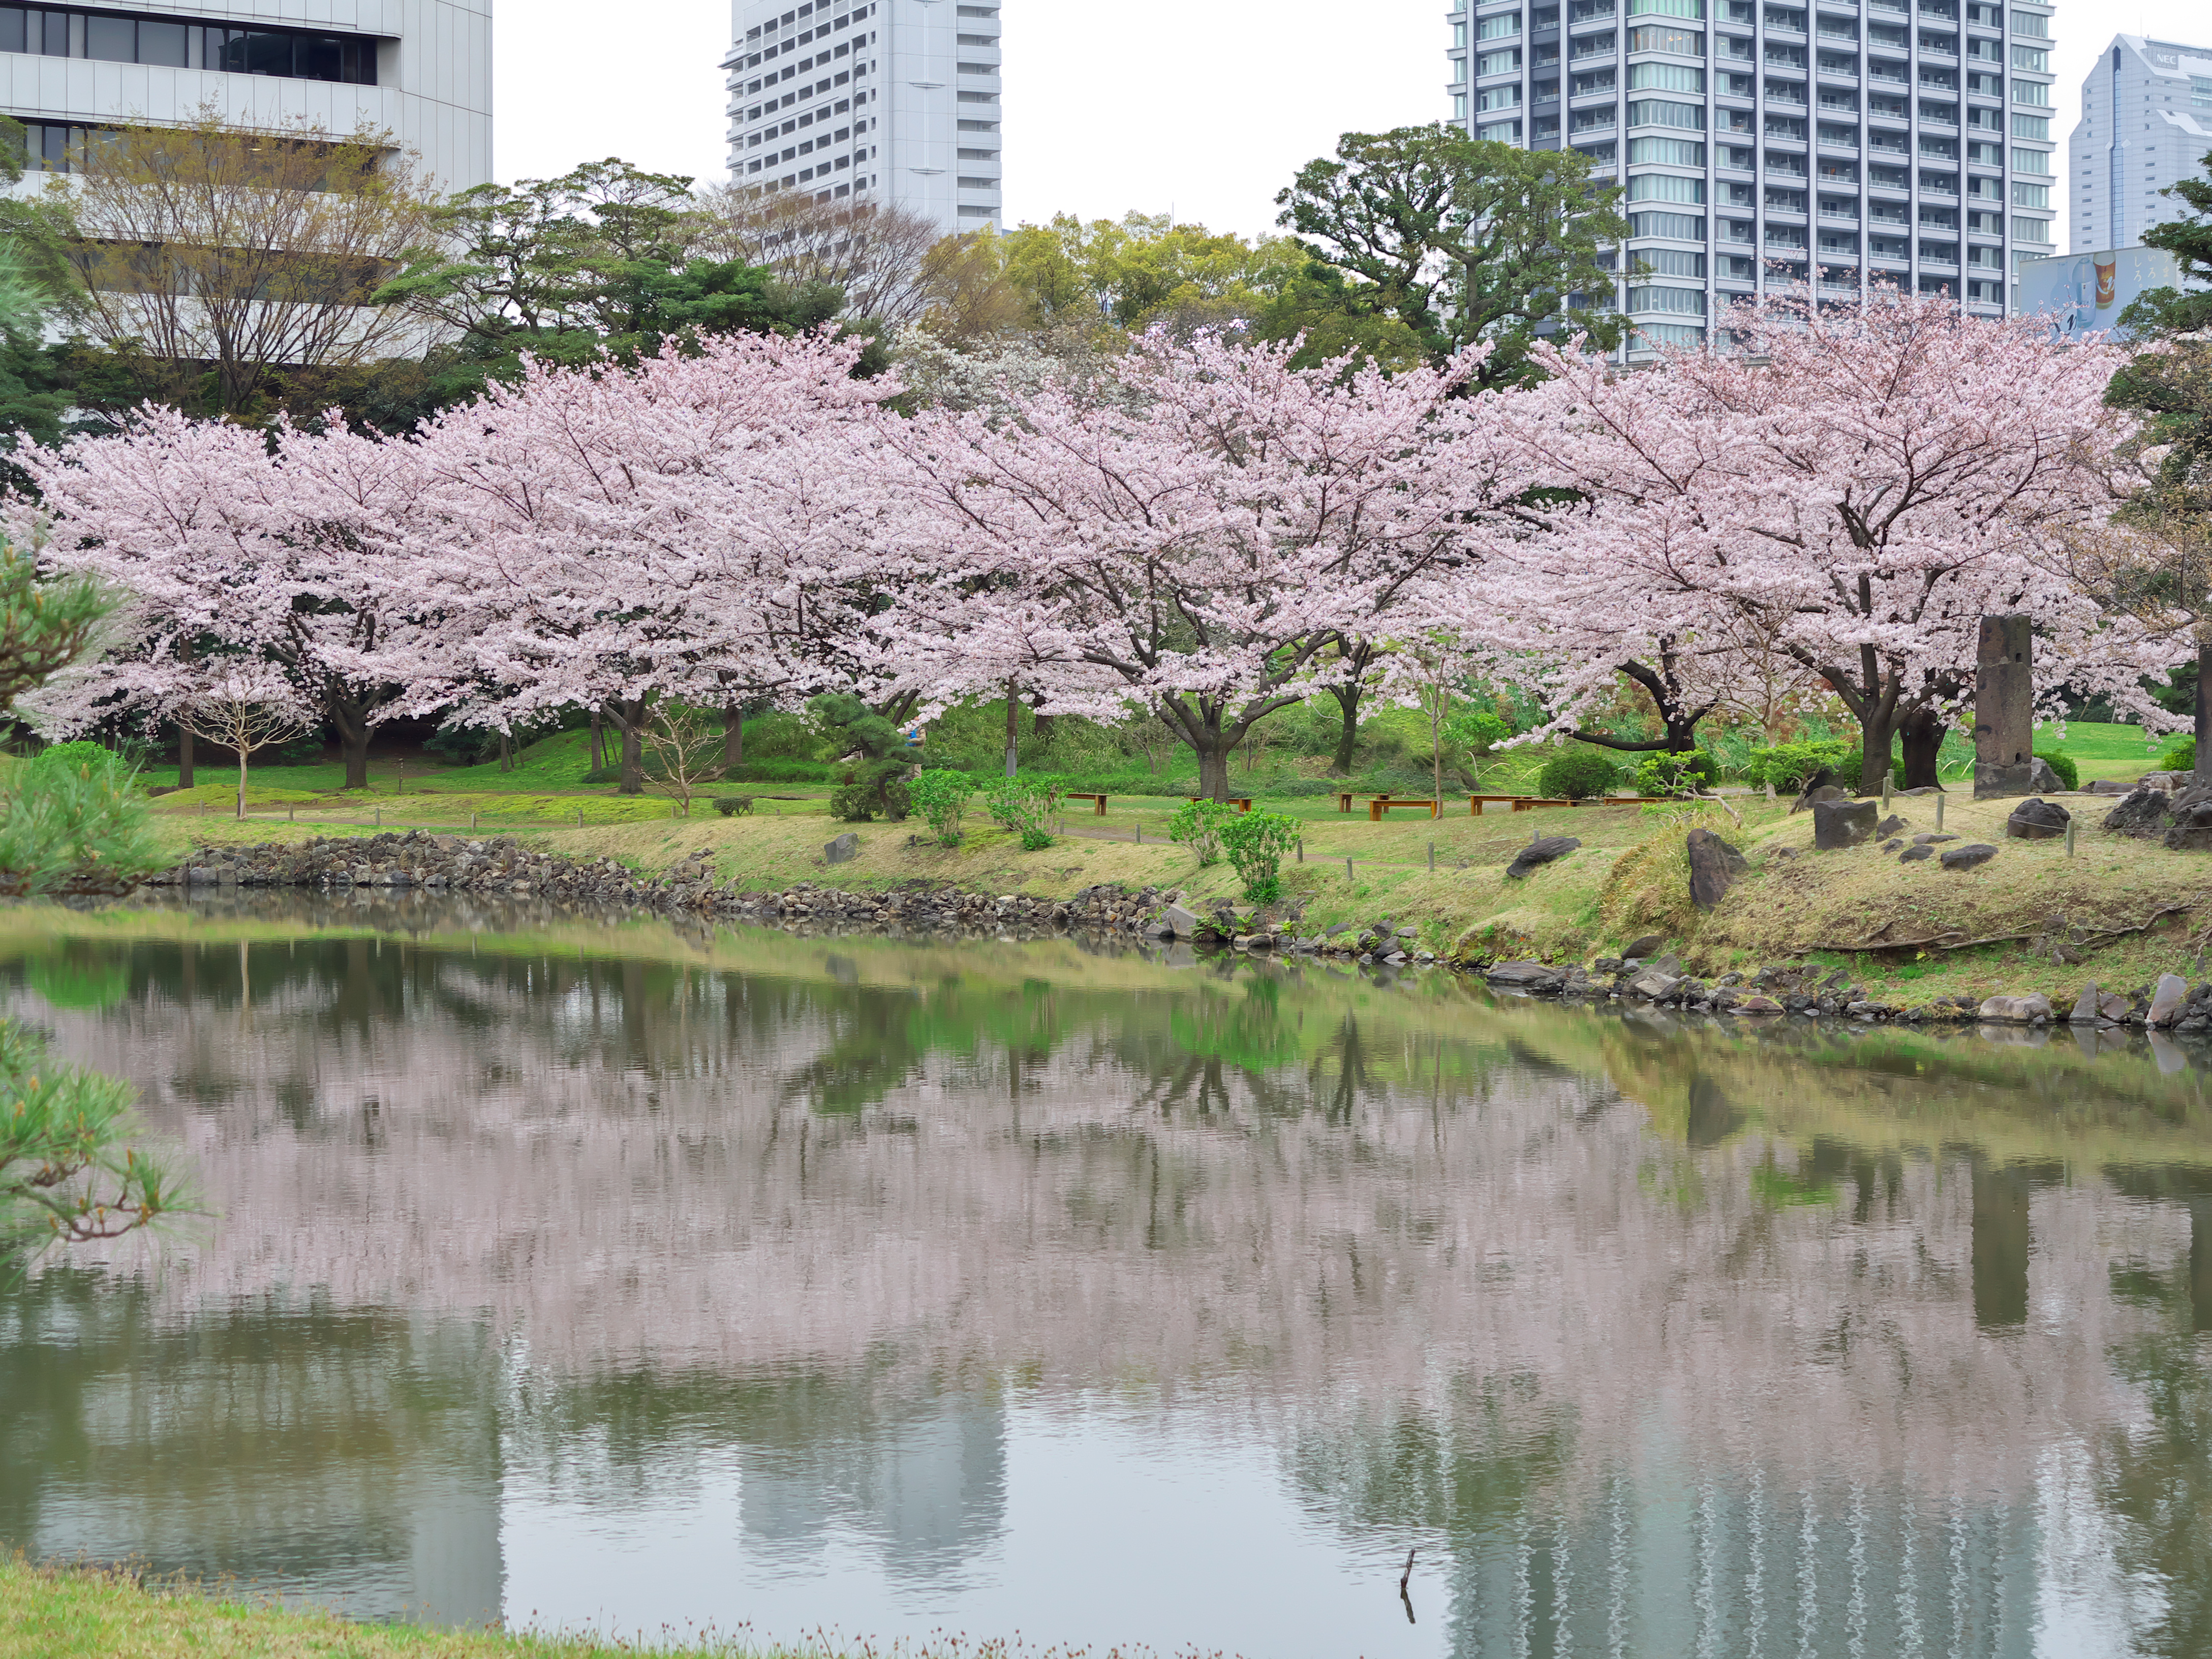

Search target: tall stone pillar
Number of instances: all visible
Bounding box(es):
[1972,615,2036,799]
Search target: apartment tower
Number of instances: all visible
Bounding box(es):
[725,0,1000,238]
[1447,0,2057,349]
[1,0,492,191]
[2068,35,2212,253]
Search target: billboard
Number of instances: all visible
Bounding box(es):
[2017,245,2199,342]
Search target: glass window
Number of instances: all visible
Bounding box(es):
[0,7,23,53]
[2010,112,2047,139]
[2009,43,2044,71]
[2192,76,2212,110]
[1627,284,1708,314]
[1478,10,1522,36]
[1627,0,1704,17]
[1627,61,1703,92]
[1627,99,1705,129]
[1477,46,1520,74]
[1627,171,1706,202]
[137,17,185,65]
[1628,136,1706,165]
[1628,24,1703,51]
[41,9,65,53]
[84,13,131,59]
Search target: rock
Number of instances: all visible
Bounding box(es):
[1812,798,1880,850]
[2150,972,2191,1027]
[1975,756,2067,800]
[1939,843,1999,871]
[1791,781,1849,814]
[1977,993,2052,1024]
[2070,984,2106,1025]
[2100,991,2130,1022]
[1487,961,1566,992]
[1731,994,1784,1013]
[2097,792,2167,845]
[1627,969,1681,1001]
[1622,934,1666,961]
[1882,839,1903,852]
[2005,798,2071,840]
[2085,778,2137,795]
[1876,815,1907,838]
[1898,845,1933,863]
[1158,903,1199,939]
[1506,836,1581,880]
[2167,796,2212,853]
[1685,828,1748,911]
[2143,771,2192,792]
[1912,833,1957,844]
[824,832,861,865]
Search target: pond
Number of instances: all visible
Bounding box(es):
[4,894,2212,1658]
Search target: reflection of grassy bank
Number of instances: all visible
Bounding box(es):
[0,1554,786,1656]
[11,901,2212,1174]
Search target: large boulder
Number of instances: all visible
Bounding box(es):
[1974,756,2067,800]
[824,832,861,865]
[1506,836,1581,880]
[1939,843,1999,871]
[2168,797,2212,852]
[1685,827,1748,910]
[1977,993,2052,1024]
[1487,961,1566,993]
[1158,903,1199,940]
[1622,934,1666,962]
[2005,798,2071,840]
[2150,973,2191,1026]
[1811,798,1881,850]
[2102,788,2171,840]
[2084,778,2138,795]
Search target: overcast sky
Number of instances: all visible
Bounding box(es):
[496,0,2210,253]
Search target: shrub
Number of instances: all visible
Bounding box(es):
[1169,797,1237,866]
[713,796,755,817]
[730,759,841,783]
[34,741,111,772]
[1266,779,1342,798]
[2159,736,2195,774]
[1220,810,1300,904]
[1740,738,1856,792]
[982,775,1062,849]
[828,784,878,822]
[743,710,820,761]
[0,750,167,896]
[908,770,976,845]
[1537,749,1621,801]
[1633,751,1717,796]
[2033,749,2078,790]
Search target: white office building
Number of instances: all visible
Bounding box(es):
[1447,0,2057,348]
[2068,35,2212,253]
[725,0,1000,238]
[1,1,492,192]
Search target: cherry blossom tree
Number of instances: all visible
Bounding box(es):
[878,334,1527,801]
[1482,289,2159,790]
[170,663,316,820]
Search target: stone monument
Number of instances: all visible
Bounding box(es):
[1972,615,2039,799]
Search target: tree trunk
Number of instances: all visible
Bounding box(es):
[339,725,370,790]
[1196,739,1234,802]
[1858,709,1899,795]
[590,710,605,774]
[177,727,195,790]
[234,743,248,820]
[612,697,646,795]
[2197,640,2211,791]
[723,703,744,775]
[498,731,512,773]
[1328,683,1362,775]
[1004,679,1019,778]
[1899,705,1947,790]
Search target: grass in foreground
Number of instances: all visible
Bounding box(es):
[0,1554,782,1659]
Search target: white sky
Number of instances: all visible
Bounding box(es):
[495,1,2210,251]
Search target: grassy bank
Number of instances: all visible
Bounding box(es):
[0,1556,777,1659]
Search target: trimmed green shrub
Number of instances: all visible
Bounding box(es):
[1633,751,1717,796]
[828,784,878,822]
[730,759,841,783]
[1740,738,1855,792]
[908,770,976,846]
[982,775,1063,849]
[2033,749,2078,790]
[1220,810,1300,904]
[1537,749,1621,801]
[1169,798,1237,866]
[33,741,111,772]
[713,796,755,817]
[2159,736,2195,774]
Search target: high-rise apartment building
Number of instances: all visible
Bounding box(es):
[1446,0,2056,350]
[725,0,1000,238]
[1,1,492,191]
[2068,35,2212,253]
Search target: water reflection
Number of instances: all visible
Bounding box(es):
[1,901,2210,1654]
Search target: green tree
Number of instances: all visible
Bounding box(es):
[1271,125,1628,383]
[0,119,79,476]
[2122,144,2212,339]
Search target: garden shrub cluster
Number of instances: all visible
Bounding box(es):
[983,775,1063,849]
[1537,750,1620,800]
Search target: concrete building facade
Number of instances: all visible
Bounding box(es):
[1446,0,2058,349]
[0,1,493,192]
[2067,34,2212,254]
[724,0,999,239]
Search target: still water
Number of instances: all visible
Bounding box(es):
[5,895,2212,1657]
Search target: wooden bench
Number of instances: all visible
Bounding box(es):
[1066,791,1109,815]
[1336,791,1359,813]
[1368,797,1440,821]
[1469,794,1522,815]
[1188,796,1253,813]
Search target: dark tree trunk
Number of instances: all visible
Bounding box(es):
[1327,683,1362,775]
[2197,640,2211,790]
[1899,704,1947,790]
[498,731,512,773]
[177,727,194,790]
[610,697,647,794]
[1004,678,1019,778]
[590,710,605,774]
[1196,740,1233,802]
[723,703,743,775]
[1858,708,1899,794]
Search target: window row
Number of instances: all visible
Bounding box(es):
[744,3,875,48]
[747,141,871,176]
[0,5,376,83]
[742,37,870,89]
[745,103,868,147]
[744,76,871,121]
